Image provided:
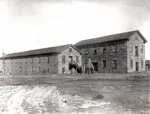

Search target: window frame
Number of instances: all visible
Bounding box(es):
[102,47,106,54]
[62,55,66,64]
[112,45,117,53]
[112,60,117,69]
[102,60,106,69]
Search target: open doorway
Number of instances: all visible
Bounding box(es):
[92,62,98,72]
[136,62,139,71]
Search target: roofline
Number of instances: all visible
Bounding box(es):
[59,44,83,55]
[136,30,147,43]
[75,38,129,47]
[75,30,147,47]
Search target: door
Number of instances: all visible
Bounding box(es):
[136,62,139,71]
[92,62,98,71]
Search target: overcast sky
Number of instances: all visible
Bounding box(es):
[0,0,150,59]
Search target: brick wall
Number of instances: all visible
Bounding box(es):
[77,40,128,73]
[58,46,82,74]
[127,33,146,72]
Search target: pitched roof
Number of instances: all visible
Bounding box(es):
[75,30,147,47]
[4,44,76,58]
[146,60,150,64]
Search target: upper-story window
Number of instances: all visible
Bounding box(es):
[38,57,40,63]
[76,56,79,63]
[69,48,72,53]
[129,43,133,52]
[20,66,22,72]
[62,55,66,64]
[141,45,144,53]
[135,46,138,56]
[31,58,33,63]
[94,49,97,54]
[85,50,88,55]
[47,57,49,63]
[112,45,117,53]
[102,47,106,54]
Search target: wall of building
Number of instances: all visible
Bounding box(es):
[4,54,58,75]
[127,33,145,72]
[58,46,82,74]
[77,40,128,73]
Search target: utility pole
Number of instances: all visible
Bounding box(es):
[2,47,5,75]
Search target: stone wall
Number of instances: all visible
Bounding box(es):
[127,33,146,72]
[77,40,128,73]
[58,46,82,74]
[4,54,58,75]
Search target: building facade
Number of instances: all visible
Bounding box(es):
[146,60,150,71]
[75,30,147,73]
[1,30,147,75]
[3,44,82,75]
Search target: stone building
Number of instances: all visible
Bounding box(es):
[146,60,150,71]
[75,30,147,73]
[3,44,82,75]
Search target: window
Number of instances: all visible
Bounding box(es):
[62,55,66,64]
[62,67,65,73]
[76,56,79,63]
[38,57,40,63]
[69,48,72,53]
[102,60,106,68]
[25,58,27,64]
[47,67,49,73]
[102,47,106,54]
[31,67,33,73]
[85,50,88,55]
[31,58,33,63]
[47,57,49,63]
[25,66,27,72]
[129,43,133,52]
[141,45,143,53]
[135,46,138,56]
[112,60,117,69]
[130,60,133,68]
[20,66,22,72]
[141,60,143,68]
[39,67,41,72]
[94,49,97,54]
[112,45,117,53]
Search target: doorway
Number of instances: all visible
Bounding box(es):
[92,62,98,72]
[136,62,139,71]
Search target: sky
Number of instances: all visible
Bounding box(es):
[0,0,150,59]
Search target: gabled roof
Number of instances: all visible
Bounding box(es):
[4,44,82,59]
[75,30,147,47]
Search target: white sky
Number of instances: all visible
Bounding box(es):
[0,0,150,59]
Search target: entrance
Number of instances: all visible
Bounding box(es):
[136,62,139,71]
[92,62,98,72]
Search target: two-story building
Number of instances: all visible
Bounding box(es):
[75,30,147,73]
[3,44,82,75]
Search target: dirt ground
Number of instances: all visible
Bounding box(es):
[0,73,149,114]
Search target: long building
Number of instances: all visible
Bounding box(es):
[2,44,82,75]
[75,30,147,73]
[0,30,147,75]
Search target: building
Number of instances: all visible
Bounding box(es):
[75,30,147,73]
[1,30,147,75]
[3,44,82,75]
[146,60,150,71]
